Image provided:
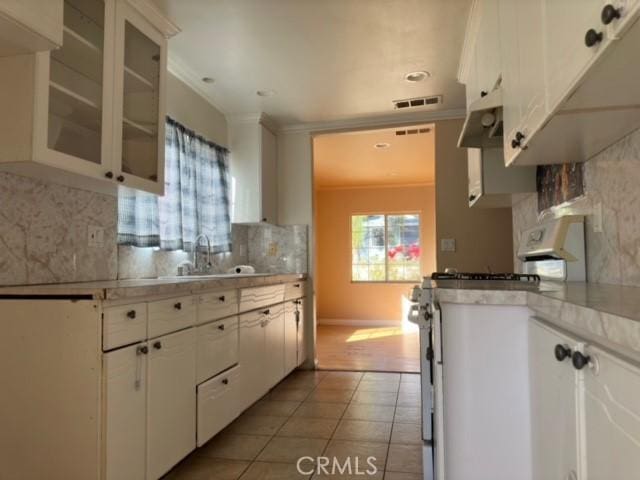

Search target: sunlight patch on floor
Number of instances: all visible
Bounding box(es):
[346,327,408,343]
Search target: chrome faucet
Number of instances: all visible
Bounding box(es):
[193,233,212,273]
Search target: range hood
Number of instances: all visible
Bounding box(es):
[457,88,504,148]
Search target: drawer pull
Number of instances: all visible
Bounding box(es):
[601,4,621,25]
[136,345,148,355]
[222,378,229,385]
[584,28,603,48]
[293,284,301,288]
[218,295,226,302]
[126,310,137,319]
[174,302,182,310]
[218,324,225,331]
[153,341,162,350]
[261,309,270,315]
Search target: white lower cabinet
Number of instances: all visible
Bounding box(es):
[196,316,239,384]
[296,298,306,366]
[147,328,196,480]
[284,301,298,374]
[238,310,267,410]
[197,365,242,446]
[582,344,640,479]
[264,304,285,389]
[529,319,581,480]
[104,342,148,480]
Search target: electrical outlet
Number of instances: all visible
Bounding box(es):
[88,225,104,248]
[441,238,456,252]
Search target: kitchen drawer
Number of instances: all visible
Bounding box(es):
[103,303,148,351]
[148,296,196,339]
[197,290,238,325]
[284,281,305,301]
[197,365,242,446]
[196,316,239,384]
[239,285,285,313]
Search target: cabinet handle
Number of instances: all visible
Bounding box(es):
[469,194,477,202]
[262,217,267,222]
[480,90,488,97]
[601,4,621,25]
[136,345,148,355]
[116,175,125,183]
[174,302,182,310]
[584,28,604,47]
[153,341,162,350]
[262,309,270,315]
[126,310,137,319]
[511,131,525,149]
[105,171,114,179]
[218,295,226,302]
[554,344,572,362]
[218,324,225,331]
[572,351,591,370]
[222,378,229,385]
[294,284,301,288]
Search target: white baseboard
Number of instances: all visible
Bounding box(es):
[318,318,401,327]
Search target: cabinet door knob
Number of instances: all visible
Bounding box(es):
[116,175,125,183]
[222,378,229,385]
[572,351,591,370]
[262,309,270,315]
[469,194,477,202]
[515,131,525,142]
[554,344,572,362]
[153,341,162,350]
[137,345,148,355]
[218,295,226,302]
[126,310,137,319]
[585,28,604,47]
[601,4,621,24]
[174,302,182,310]
[480,90,488,97]
[218,324,225,331]
[105,171,114,179]
[262,217,267,222]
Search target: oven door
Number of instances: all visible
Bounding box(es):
[418,310,433,443]
[431,302,445,480]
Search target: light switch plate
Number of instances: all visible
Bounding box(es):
[88,225,104,248]
[441,238,456,252]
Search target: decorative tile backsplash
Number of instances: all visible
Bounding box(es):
[513,127,640,286]
[118,223,308,279]
[0,171,307,285]
[0,172,117,285]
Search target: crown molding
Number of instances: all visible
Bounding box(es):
[315,182,435,191]
[167,55,228,115]
[279,108,466,135]
[127,0,181,38]
[457,0,481,84]
[226,113,278,134]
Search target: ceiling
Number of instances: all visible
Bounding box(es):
[313,124,435,189]
[152,0,471,126]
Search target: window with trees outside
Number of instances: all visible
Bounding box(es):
[351,214,421,282]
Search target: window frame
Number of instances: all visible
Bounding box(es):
[350,211,422,284]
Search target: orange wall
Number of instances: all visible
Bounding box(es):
[316,185,436,322]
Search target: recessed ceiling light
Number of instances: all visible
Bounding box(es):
[257,89,277,97]
[202,77,215,84]
[374,142,391,149]
[404,71,430,83]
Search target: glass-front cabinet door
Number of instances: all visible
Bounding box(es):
[113,0,166,195]
[34,0,115,178]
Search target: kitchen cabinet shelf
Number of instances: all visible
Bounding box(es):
[0,0,175,196]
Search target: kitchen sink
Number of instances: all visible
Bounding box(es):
[159,273,270,280]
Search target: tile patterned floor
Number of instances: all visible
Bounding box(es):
[165,370,423,480]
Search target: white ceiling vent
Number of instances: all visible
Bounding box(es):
[395,127,431,136]
[393,95,442,110]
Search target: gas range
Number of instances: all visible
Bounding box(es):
[429,272,541,282]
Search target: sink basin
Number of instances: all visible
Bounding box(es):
[159,273,271,280]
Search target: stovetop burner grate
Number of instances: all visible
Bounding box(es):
[430,272,541,282]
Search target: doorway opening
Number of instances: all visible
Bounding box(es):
[312,124,437,372]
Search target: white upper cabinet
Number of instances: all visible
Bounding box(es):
[0,0,177,195]
[474,0,501,98]
[543,0,606,110]
[229,117,278,224]
[499,0,547,165]
[0,0,63,56]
